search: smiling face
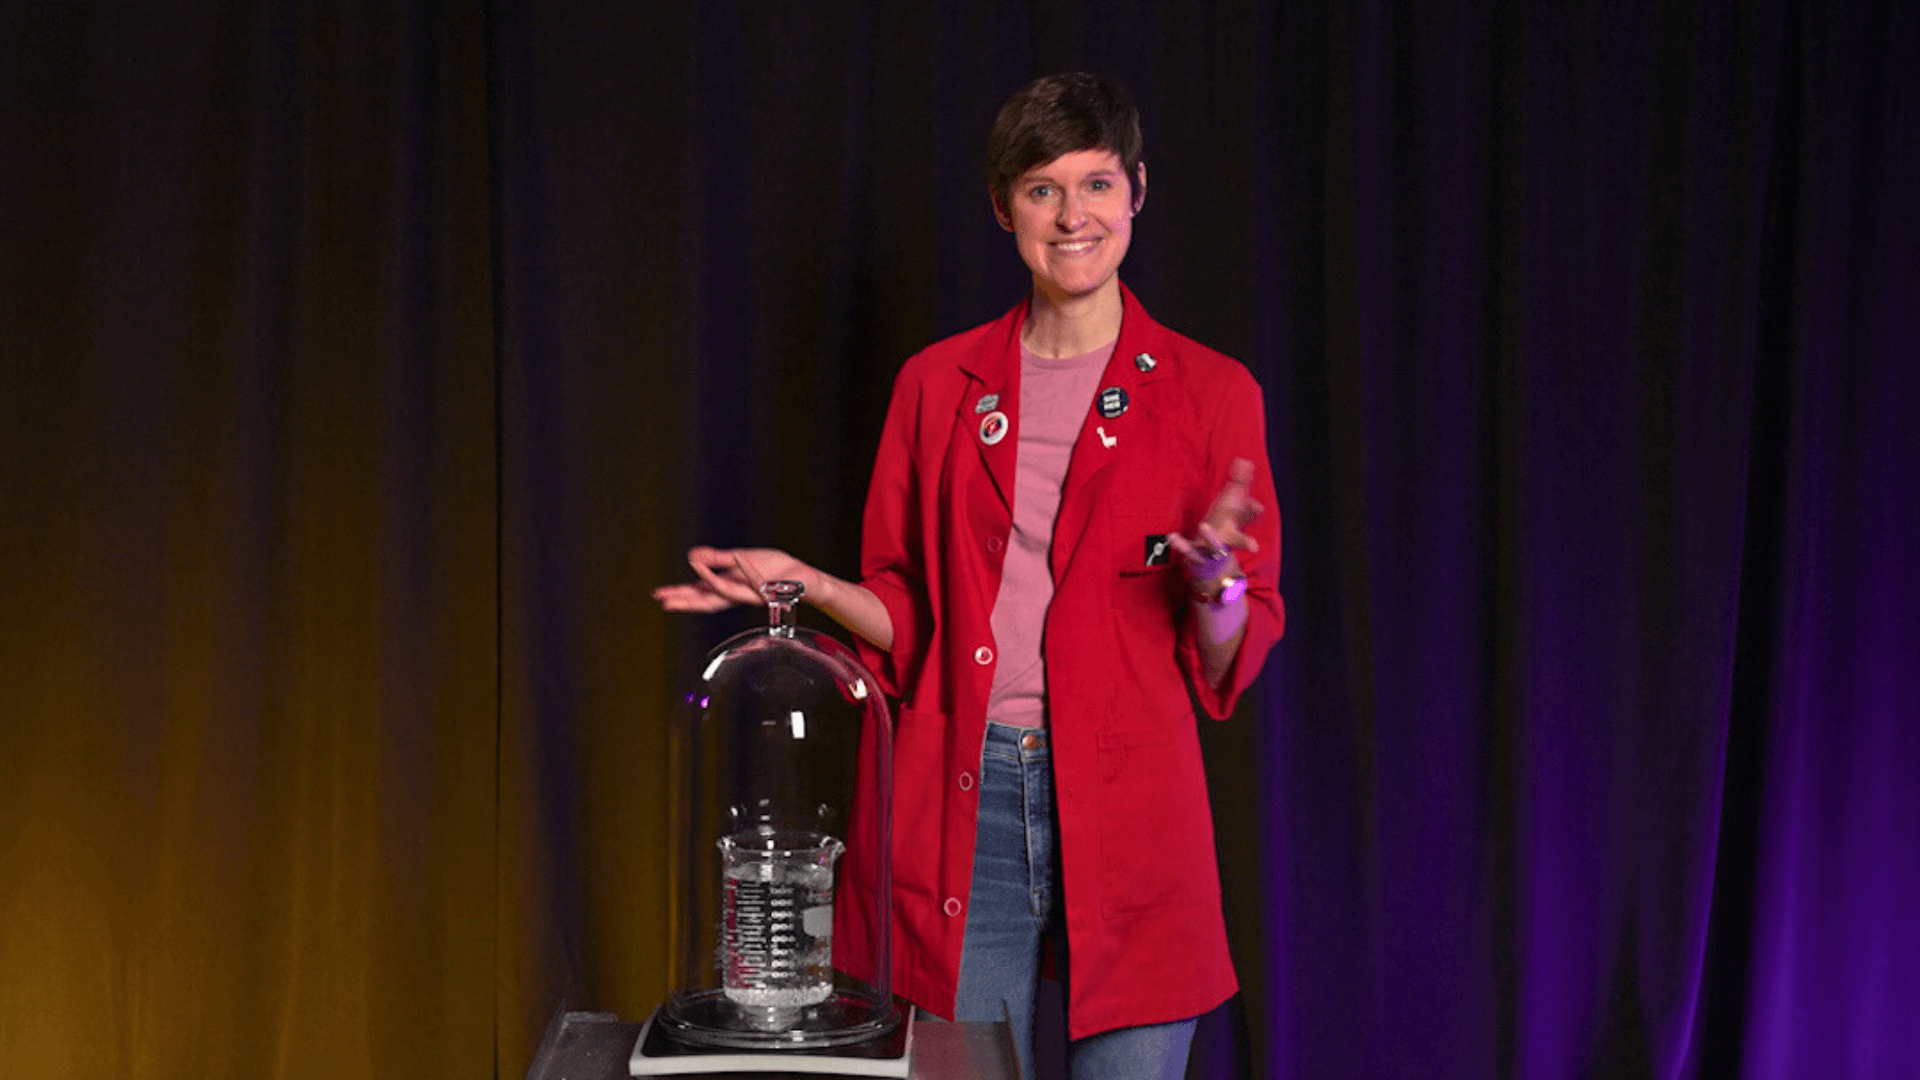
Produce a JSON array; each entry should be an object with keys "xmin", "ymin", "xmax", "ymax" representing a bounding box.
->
[{"xmin": 995, "ymin": 148, "xmax": 1145, "ymax": 306}]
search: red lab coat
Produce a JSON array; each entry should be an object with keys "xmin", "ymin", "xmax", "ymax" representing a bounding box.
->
[{"xmin": 846, "ymin": 284, "xmax": 1284, "ymax": 1039}]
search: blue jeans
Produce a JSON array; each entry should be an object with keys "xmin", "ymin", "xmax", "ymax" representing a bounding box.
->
[{"xmin": 952, "ymin": 722, "xmax": 1197, "ymax": 1080}]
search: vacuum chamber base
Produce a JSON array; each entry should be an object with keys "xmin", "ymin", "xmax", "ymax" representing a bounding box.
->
[{"xmin": 629, "ymin": 1005, "xmax": 912, "ymax": 1077}]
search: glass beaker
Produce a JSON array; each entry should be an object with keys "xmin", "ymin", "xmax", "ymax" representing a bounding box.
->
[{"xmin": 718, "ymin": 827, "xmax": 845, "ymax": 1030}]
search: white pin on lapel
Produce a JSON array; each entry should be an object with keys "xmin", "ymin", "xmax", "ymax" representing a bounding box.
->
[
  {"xmin": 980, "ymin": 411, "xmax": 1009, "ymax": 446},
  {"xmin": 1097, "ymin": 426, "xmax": 1118, "ymax": 448}
]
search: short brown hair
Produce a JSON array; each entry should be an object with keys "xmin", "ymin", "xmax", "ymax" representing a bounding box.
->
[{"xmin": 986, "ymin": 73, "xmax": 1144, "ymax": 215}]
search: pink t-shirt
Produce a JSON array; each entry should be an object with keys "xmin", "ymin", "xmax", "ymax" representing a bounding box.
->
[{"xmin": 984, "ymin": 341, "xmax": 1116, "ymax": 727}]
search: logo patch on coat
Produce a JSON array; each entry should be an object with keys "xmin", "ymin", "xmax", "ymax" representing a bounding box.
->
[{"xmin": 1144, "ymin": 534, "xmax": 1172, "ymax": 566}]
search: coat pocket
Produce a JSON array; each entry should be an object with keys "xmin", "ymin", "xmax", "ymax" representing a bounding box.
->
[
  {"xmin": 1093, "ymin": 727, "xmax": 1220, "ymax": 915},
  {"xmin": 890, "ymin": 706, "xmax": 950, "ymax": 903}
]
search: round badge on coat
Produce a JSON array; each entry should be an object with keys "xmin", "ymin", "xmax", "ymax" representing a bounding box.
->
[
  {"xmin": 1097, "ymin": 386, "xmax": 1129, "ymax": 419},
  {"xmin": 979, "ymin": 410, "xmax": 1009, "ymax": 446}
]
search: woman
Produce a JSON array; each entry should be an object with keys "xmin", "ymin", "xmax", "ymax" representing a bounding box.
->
[{"xmin": 655, "ymin": 72, "xmax": 1284, "ymax": 1080}]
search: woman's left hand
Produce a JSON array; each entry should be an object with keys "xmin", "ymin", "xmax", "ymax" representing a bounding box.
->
[
  {"xmin": 1168, "ymin": 457, "xmax": 1263, "ymax": 687},
  {"xmin": 1166, "ymin": 457, "xmax": 1264, "ymax": 587}
]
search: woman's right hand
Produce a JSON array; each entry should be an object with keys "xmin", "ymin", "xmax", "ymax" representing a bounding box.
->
[
  {"xmin": 652, "ymin": 547, "xmax": 819, "ymax": 613},
  {"xmin": 652, "ymin": 546, "xmax": 897, "ymax": 650}
]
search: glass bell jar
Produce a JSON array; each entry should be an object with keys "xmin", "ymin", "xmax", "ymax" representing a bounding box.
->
[{"xmin": 657, "ymin": 580, "xmax": 897, "ymax": 1051}]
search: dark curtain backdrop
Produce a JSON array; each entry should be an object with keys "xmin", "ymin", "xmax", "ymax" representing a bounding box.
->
[{"xmin": 3, "ymin": 1, "xmax": 1914, "ymax": 1078}]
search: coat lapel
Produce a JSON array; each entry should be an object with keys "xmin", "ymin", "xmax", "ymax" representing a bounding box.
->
[
  {"xmin": 1051, "ymin": 286, "xmax": 1171, "ymax": 582},
  {"xmin": 957, "ymin": 303, "xmax": 1027, "ymax": 515}
]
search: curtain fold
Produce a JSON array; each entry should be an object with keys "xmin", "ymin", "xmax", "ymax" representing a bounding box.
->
[{"xmin": 2, "ymin": 1, "xmax": 499, "ymax": 1075}]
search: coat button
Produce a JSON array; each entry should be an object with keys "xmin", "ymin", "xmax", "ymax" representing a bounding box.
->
[
  {"xmin": 986, "ymin": 535, "xmax": 1004, "ymax": 554},
  {"xmin": 974, "ymin": 646, "xmax": 994, "ymax": 665},
  {"xmin": 943, "ymin": 897, "xmax": 963, "ymax": 917},
  {"xmin": 958, "ymin": 771, "xmax": 975, "ymax": 791}
]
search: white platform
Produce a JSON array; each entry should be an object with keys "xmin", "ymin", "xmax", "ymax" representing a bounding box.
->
[{"xmin": 629, "ymin": 1005, "xmax": 913, "ymax": 1077}]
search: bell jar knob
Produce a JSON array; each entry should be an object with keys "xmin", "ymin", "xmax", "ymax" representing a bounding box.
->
[{"xmin": 762, "ymin": 580, "xmax": 803, "ymax": 637}]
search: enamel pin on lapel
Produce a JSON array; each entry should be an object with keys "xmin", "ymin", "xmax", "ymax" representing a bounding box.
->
[
  {"xmin": 979, "ymin": 410, "xmax": 1009, "ymax": 446},
  {"xmin": 975, "ymin": 393, "xmax": 1000, "ymax": 414},
  {"xmin": 1135, "ymin": 352, "xmax": 1157, "ymax": 372}
]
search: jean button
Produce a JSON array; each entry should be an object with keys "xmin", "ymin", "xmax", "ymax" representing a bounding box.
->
[{"xmin": 1021, "ymin": 732, "xmax": 1045, "ymax": 750}]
